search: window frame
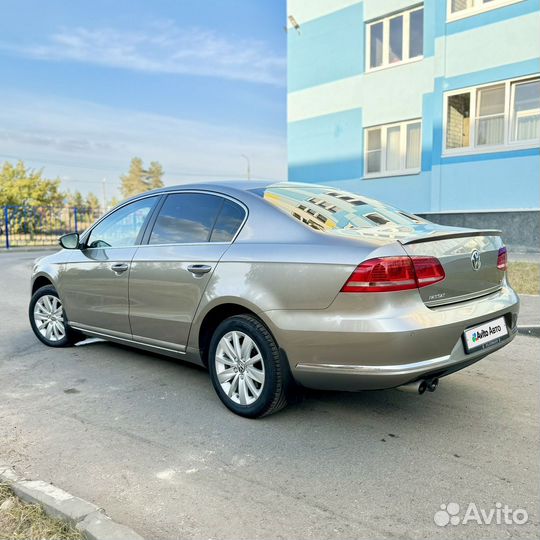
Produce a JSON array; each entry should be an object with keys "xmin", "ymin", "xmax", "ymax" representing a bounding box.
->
[
  {"xmin": 447, "ymin": 0, "xmax": 525, "ymax": 22},
  {"xmin": 510, "ymin": 78, "xmax": 540, "ymax": 144},
  {"xmin": 364, "ymin": 118, "xmax": 423, "ymax": 179},
  {"xmin": 81, "ymin": 194, "xmax": 160, "ymax": 250},
  {"xmin": 140, "ymin": 190, "xmax": 248, "ymax": 247},
  {"xmin": 443, "ymin": 75, "xmax": 540, "ymax": 156},
  {"xmin": 81, "ymin": 191, "xmax": 248, "ymax": 250},
  {"xmin": 365, "ymin": 4, "xmax": 424, "ymax": 73},
  {"xmin": 475, "ymin": 83, "xmax": 506, "ymax": 147}
]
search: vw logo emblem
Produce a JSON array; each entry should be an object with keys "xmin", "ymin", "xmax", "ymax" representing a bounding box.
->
[{"xmin": 471, "ymin": 250, "xmax": 481, "ymax": 271}]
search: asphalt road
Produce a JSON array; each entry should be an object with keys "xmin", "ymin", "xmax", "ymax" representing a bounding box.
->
[{"xmin": 1, "ymin": 250, "xmax": 538, "ymax": 539}]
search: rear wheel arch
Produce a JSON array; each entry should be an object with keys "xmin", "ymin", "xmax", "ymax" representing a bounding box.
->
[{"xmin": 198, "ymin": 303, "xmax": 262, "ymax": 367}]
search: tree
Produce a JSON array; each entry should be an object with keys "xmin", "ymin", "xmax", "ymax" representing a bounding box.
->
[
  {"xmin": 120, "ymin": 157, "xmax": 145, "ymax": 198},
  {"xmin": 85, "ymin": 192, "xmax": 101, "ymax": 210},
  {"xmin": 0, "ymin": 160, "xmax": 64, "ymax": 207},
  {"xmin": 108, "ymin": 196, "xmax": 120, "ymax": 208},
  {"xmin": 120, "ymin": 157, "xmax": 164, "ymax": 198},
  {"xmin": 66, "ymin": 190, "xmax": 85, "ymax": 208},
  {"xmin": 0, "ymin": 161, "xmax": 66, "ymax": 238},
  {"xmin": 148, "ymin": 161, "xmax": 164, "ymax": 190}
]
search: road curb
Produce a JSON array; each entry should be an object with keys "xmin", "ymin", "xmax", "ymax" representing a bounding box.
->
[
  {"xmin": 0, "ymin": 247, "xmax": 58, "ymax": 253},
  {"xmin": 517, "ymin": 325, "xmax": 540, "ymax": 338},
  {"xmin": 0, "ymin": 464, "xmax": 144, "ymax": 540}
]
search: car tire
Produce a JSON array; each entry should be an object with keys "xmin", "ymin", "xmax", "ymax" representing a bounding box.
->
[
  {"xmin": 208, "ymin": 314, "xmax": 293, "ymax": 418},
  {"xmin": 29, "ymin": 285, "xmax": 83, "ymax": 347}
]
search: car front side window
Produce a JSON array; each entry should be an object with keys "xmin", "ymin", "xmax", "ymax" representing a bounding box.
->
[{"xmin": 86, "ymin": 197, "xmax": 157, "ymax": 249}]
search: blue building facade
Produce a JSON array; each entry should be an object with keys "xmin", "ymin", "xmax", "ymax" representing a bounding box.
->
[{"xmin": 287, "ymin": 0, "xmax": 540, "ymax": 248}]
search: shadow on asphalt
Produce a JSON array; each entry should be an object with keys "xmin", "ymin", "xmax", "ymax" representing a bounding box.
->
[{"xmin": 61, "ymin": 334, "xmax": 478, "ymax": 425}]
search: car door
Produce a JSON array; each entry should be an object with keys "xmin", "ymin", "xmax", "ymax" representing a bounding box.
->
[
  {"xmin": 58, "ymin": 196, "xmax": 159, "ymax": 338},
  {"xmin": 128, "ymin": 192, "xmax": 246, "ymax": 352}
]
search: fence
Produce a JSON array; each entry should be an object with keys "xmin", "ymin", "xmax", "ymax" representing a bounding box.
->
[{"xmin": 1, "ymin": 206, "xmax": 103, "ymax": 248}]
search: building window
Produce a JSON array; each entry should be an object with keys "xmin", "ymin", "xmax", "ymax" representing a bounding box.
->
[
  {"xmin": 308, "ymin": 197, "xmax": 337, "ymax": 213},
  {"xmin": 364, "ymin": 120, "xmax": 422, "ymax": 177},
  {"xmin": 446, "ymin": 94, "xmax": 471, "ymax": 149},
  {"xmin": 448, "ymin": 0, "xmax": 525, "ymax": 20},
  {"xmin": 365, "ymin": 213, "xmax": 390, "ymax": 225},
  {"xmin": 326, "ymin": 192, "xmax": 367, "ymax": 205},
  {"xmin": 444, "ymin": 76, "xmax": 540, "ymax": 153},
  {"xmin": 512, "ymin": 79, "xmax": 540, "ymax": 142},
  {"xmin": 476, "ymin": 84, "xmax": 505, "ymax": 146},
  {"xmin": 367, "ymin": 6, "xmax": 423, "ymax": 71}
]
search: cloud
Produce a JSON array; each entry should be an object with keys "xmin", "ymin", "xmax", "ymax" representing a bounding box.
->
[
  {"xmin": 2, "ymin": 22, "xmax": 286, "ymax": 86},
  {"xmin": 0, "ymin": 91, "xmax": 287, "ymax": 194}
]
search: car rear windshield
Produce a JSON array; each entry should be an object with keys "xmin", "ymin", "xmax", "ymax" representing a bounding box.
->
[{"xmin": 250, "ymin": 183, "xmax": 425, "ymax": 232}]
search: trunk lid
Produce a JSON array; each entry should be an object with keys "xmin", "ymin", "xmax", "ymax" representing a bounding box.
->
[
  {"xmin": 326, "ymin": 222, "xmax": 505, "ymax": 307},
  {"xmin": 398, "ymin": 226, "xmax": 504, "ymax": 307}
]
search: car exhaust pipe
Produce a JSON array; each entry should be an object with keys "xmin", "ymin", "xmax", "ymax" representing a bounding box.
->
[
  {"xmin": 396, "ymin": 380, "xmax": 428, "ymax": 394},
  {"xmin": 396, "ymin": 378, "xmax": 439, "ymax": 395},
  {"xmin": 426, "ymin": 377, "xmax": 439, "ymax": 392}
]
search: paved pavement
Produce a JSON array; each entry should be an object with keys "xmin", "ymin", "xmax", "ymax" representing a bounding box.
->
[
  {"xmin": 0, "ymin": 250, "xmax": 538, "ymax": 539},
  {"xmin": 519, "ymin": 294, "xmax": 539, "ymax": 326}
]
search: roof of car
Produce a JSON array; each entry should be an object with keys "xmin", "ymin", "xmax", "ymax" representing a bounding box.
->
[
  {"xmin": 147, "ymin": 179, "xmax": 274, "ymax": 194},
  {"xmin": 121, "ymin": 180, "xmax": 341, "ymax": 208},
  {"xmin": 143, "ymin": 180, "xmax": 333, "ymax": 196}
]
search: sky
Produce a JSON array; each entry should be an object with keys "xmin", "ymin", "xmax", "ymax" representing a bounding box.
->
[{"xmin": 0, "ymin": 0, "xmax": 287, "ymax": 202}]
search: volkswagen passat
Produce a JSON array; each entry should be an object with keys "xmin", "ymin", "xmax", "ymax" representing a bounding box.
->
[{"xmin": 29, "ymin": 182, "xmax": 519, "ymax": 417}]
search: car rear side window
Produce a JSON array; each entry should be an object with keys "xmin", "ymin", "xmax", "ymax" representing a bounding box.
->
[
  {"xmin": 210, "ymin": 199, "xmax": 246, "ymax": 242},
  {"xmin": 149, "ymin": 193, "xmax": 224, "ymax": 245}
]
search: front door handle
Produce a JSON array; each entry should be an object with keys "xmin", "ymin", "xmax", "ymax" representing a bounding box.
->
[
  {"xmin": 187, "ymin": 264, "xmax": 213, "ymax": 276},
  {"xmin": 111, "ymin": 263, "xmax": 129, "ymax": 274}
]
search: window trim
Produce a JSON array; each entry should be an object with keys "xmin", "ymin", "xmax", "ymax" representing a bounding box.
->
[
  {"xmin": 81, "ymin": 190, "xmax": 248, "ymax": 249},
  {"xmin": 82, "ymin": 194, "xmax": 161, "ymax": 250},
  {"xmin": 143, "ymin": 190, "xmax": 248, "ymax": 247},
  {"xmin": 510, "ymin": 78, "xmax": 540, "ymax": 144},
  {"xmin": 443, "ymin": 75, "xmax": 540, "ymax": 157},
  {"xmin": 365, "ymin": 4, "xmax": 424, "ymax": 73},
  {"xmin": 475, "ymin": 83, "xmax": 506, "ymax": 147},
  {"xmin": 447, "ymin": 0, "xmax": 526, "ymax": 23},
  {"xmin": 145, "ymin": 192, "xmax": 225, "ymax": 246},
  {"xmin": 363, "ymin": 118, "xmax": 423, "ymax": 179}
]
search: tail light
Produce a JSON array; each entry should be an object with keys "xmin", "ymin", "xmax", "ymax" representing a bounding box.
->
[
  {"xmin": 341, "ymin": 256, "xmax": 445, "ymax": 293},
  {"xmin": 413, "ymin": 257, "xmax": 447, "ymax": 287},
  {"xmin": 497, "ymin": 247, "xmax": 508, "ymax": 271}
]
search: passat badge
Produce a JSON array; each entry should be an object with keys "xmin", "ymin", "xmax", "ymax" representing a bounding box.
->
[{"xmin": 471, "ymin": 250, "xmax": 481, "ymax": 271}]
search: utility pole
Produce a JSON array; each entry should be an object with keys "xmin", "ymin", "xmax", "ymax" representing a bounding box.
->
[
  {"xmin": 101, "ymin": 178, "xmax": 107, "ymax": 212},
  {"xmin": 241, "ymin": 154, "xmax": 251, "ymax": 181}
]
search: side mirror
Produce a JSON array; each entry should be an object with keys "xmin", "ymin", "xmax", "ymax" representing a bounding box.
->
[{"xmin": 59, "ymin": 232, "xmax": 80, "ymax": 250}]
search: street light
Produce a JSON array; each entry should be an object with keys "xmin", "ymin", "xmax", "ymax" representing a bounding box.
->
[
  {"xmin": 101, "ymin": 177, "xmax": 107, "ymax": 212},
  {"xmin": 241, "ymin": 154, "xmax": 251, "ymax": 181}
]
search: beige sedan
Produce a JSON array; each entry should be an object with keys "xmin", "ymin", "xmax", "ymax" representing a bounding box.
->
[{"xmin": 29, "ymin": 182, "xmax": 519, "ymax": 417}]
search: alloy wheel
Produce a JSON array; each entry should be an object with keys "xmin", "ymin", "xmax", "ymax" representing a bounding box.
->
[
  {"xmin": 33, "ymin": 294, "xmax": 66, "ymax": 343},
  {"xmin": 215, "ymin": 330, "xmax": 265, "ymax": 405}
]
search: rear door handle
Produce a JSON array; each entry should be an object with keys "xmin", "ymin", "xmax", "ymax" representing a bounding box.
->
[
  {"xmin": 187, "ymin": 264, "xmax": 213, "ymax": 276},
  {"xmin": 111, "ymin": 263, "xmax": 129, "ymax": 274}
]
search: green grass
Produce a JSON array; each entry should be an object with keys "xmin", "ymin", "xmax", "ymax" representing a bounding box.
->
[
  {"xmin": 508, "ymin": 262, "xmax": 540, "ymax": 295},
  {"xmin": 0, "ymin": 484, "xmax": 83, "ymax": 540}
]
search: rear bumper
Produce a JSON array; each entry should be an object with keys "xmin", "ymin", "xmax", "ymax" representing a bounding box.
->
[
  {"xmin": 292, "ymin": 334, "xmax": 515, "ymax": 390},
  {"xmin": 263, "ymin": 284, "xmax": 519, "ymax": 391}
]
